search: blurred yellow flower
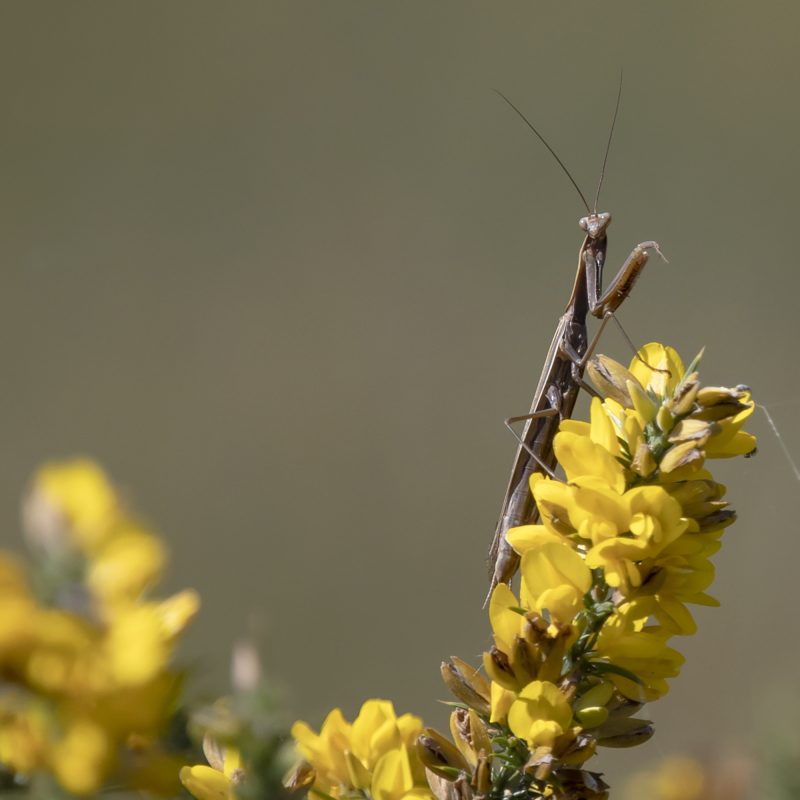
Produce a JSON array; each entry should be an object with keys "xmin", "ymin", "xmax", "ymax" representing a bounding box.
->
[
  {"xmin": 181, "ymin": 735, "xmax": 244, "ymax": 800},
  {"xmin": 32, "ymin": 459, "xmax": 120, "ymax": 554},
  {"xmin": 0, "ymin": 458, "xmax": 197, "ymax": 796}
]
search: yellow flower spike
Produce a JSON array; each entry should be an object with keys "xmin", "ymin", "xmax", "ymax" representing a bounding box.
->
[
  {"xmin": 507, "ymin": 681, "xmax": 572, "ymax": 748},
  {"xmin": 553, "ymin": 432, "xmax": 626, "ymax": 492},
  {"xmin": 629, "ymin": 344, "xmax": 684, "ymax": 397}
]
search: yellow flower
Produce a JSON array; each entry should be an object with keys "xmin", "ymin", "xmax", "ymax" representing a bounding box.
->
[
  {"xmin": 585, "ymin": 486, "xmax": 690, "ymax": 593},
  {"xmin": 50, "ymin": 717, "xmax": 112, "ymax": 797},
  {"xmin": 0, "ymin": 698, "xmax": 50, "ymax": 775},
  {"xmin": 594, "ymin": 599, "xmax": 685, "ymax": 702},
  {"xmin": 489, "ymin": 681, "xmax": 516, "ymax": 724},
  {"xmin": 291, "ymin": 699, "xmax": 431, "ymax": 800},
  {"xmin": 0, "ymin": 458, "xmax": 199, "ymax": 796},
  {"xmin": 628, "ymin": 343, "xmax": 685, "ymax": 398},
  {"xmin": 33, "ymin": 459, "xmax": 120, "ymax": 554},
  {"xmin": 553, "ymin": 424, "xmax": 626, "ymax": 492},
  {"xmin": 517, "ymin": 534, "xmax": 591, "ymax": 626},
  {"xmin": 0, "ymin": 555, "xmax": 38, "ymax": 652},
  {"xmin": 180, "ymin": 735, "xmax": 244, "ymax": 800},
  {"xmin": 507, "ymin": 681, "xmax": 572, "ymax": 748},
  {"xmin": 86, "ymin": 527, "xmax": 167, "ymax": 612}
]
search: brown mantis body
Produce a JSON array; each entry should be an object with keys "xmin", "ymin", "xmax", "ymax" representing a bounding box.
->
[{"xmin": 486, "ymin": 90, "xmax": 663, "ymax": 600}]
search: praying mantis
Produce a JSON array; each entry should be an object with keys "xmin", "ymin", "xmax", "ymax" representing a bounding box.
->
[{"xmin": 486, "ymin": 89, "xmax": 664, "ymax": 602}]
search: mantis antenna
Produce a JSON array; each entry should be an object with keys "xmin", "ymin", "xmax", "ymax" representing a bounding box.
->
[
  {"xmin": 492, "ymin": 88, "xmax": 591, "ymax": 215},
  {"xmin": 593, "ymin": 71, "xmax": 624, "ymax": 213}
]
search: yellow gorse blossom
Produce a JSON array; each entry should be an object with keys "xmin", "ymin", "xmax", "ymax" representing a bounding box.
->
[
  {"xmin": 291, "ymin": 699, "xmax": 433, "ymax": 800},
  {"xmin": 497, "ymin": 344, "xmax": 755, "ymax": 701},
  {"xmin": 0, "ymin": 459, "xmax": 199, "ymax": 796},
  {"xmin": 507, "ymin": 680, "xmax": 573, "ymax": 749},
  {"xmin": 285, "ymin": 342, "xmax": 755, "ymax": 800}
]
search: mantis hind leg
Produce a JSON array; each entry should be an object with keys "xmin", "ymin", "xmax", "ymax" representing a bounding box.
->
[{"xmin": 502, "ymin": 386, "xmax": 565, "ymax": 479}]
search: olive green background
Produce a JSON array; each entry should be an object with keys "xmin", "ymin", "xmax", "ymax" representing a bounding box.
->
[{"xmin": 0, "ymin": 2, "xmax": 798, "ymax": 793}]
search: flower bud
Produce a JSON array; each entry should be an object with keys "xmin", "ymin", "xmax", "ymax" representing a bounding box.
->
[
  {"xmin": 668, "ymin": 419, "xmax": 719, "ymax": 446},
  {"xmin": 656, "ymin": 405, "xmax": 674, "ymax": 434},
  {"xmin": 595, "ymin": 716, "xmax": 654, "ymax": 748},
  {"xmin": 417, "ymin": 729, "xmax": 470, "ymax": 778},
  {"xmin": 628, "ymin": 381, "xmax": 658, "ymax": 424},
  {"xmin": 574, "ymin": 706, "xmax": 609, "ymax": 729},
  {"xmin": 425, "ymin": 770, "xmax": 473, "ymax": 800},
  {"xmin": 283, "ymin": 760, "xmax": 314, "ymax": 792},
  {"xmin": 659, "ymin": 441, "xmax": 703, "ymax": 474},
  {"xmin": 440, "ymin": 657, "xmax": 491, "ymax": 716},
  {"xmin": 556, "ymin": 769, "xmax": 609, "ymax": 799},
  {"xmin": 449, "ymin": 708, "xmax": 491, "ymax": 767},
  {"xmin": 631, "ymin": 442, "xmax": 656, "ymax": 477},
  {"xmin": 696, "ymin": 508, "xmax": 737, "ymax": 532},
  {"xmin": 587, "ymin": 355, "xmax": 637, "ymax": 408},
  {"xmin": 482, "ymin": 646, "xmax": 517, "ymax": 691},
  {"xmin": 666, "ymin": 374, "xmax": 700, "ymax": 416}
]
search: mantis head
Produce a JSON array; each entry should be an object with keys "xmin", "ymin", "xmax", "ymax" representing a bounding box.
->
[{"xmin": 579, "ymin": 212, "xmax": 612, "ymax": 240}]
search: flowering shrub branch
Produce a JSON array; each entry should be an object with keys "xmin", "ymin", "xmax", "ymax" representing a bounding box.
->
[{"xmin": 283, "ymin": 344, "xmax": 756, "ymax": 800}]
